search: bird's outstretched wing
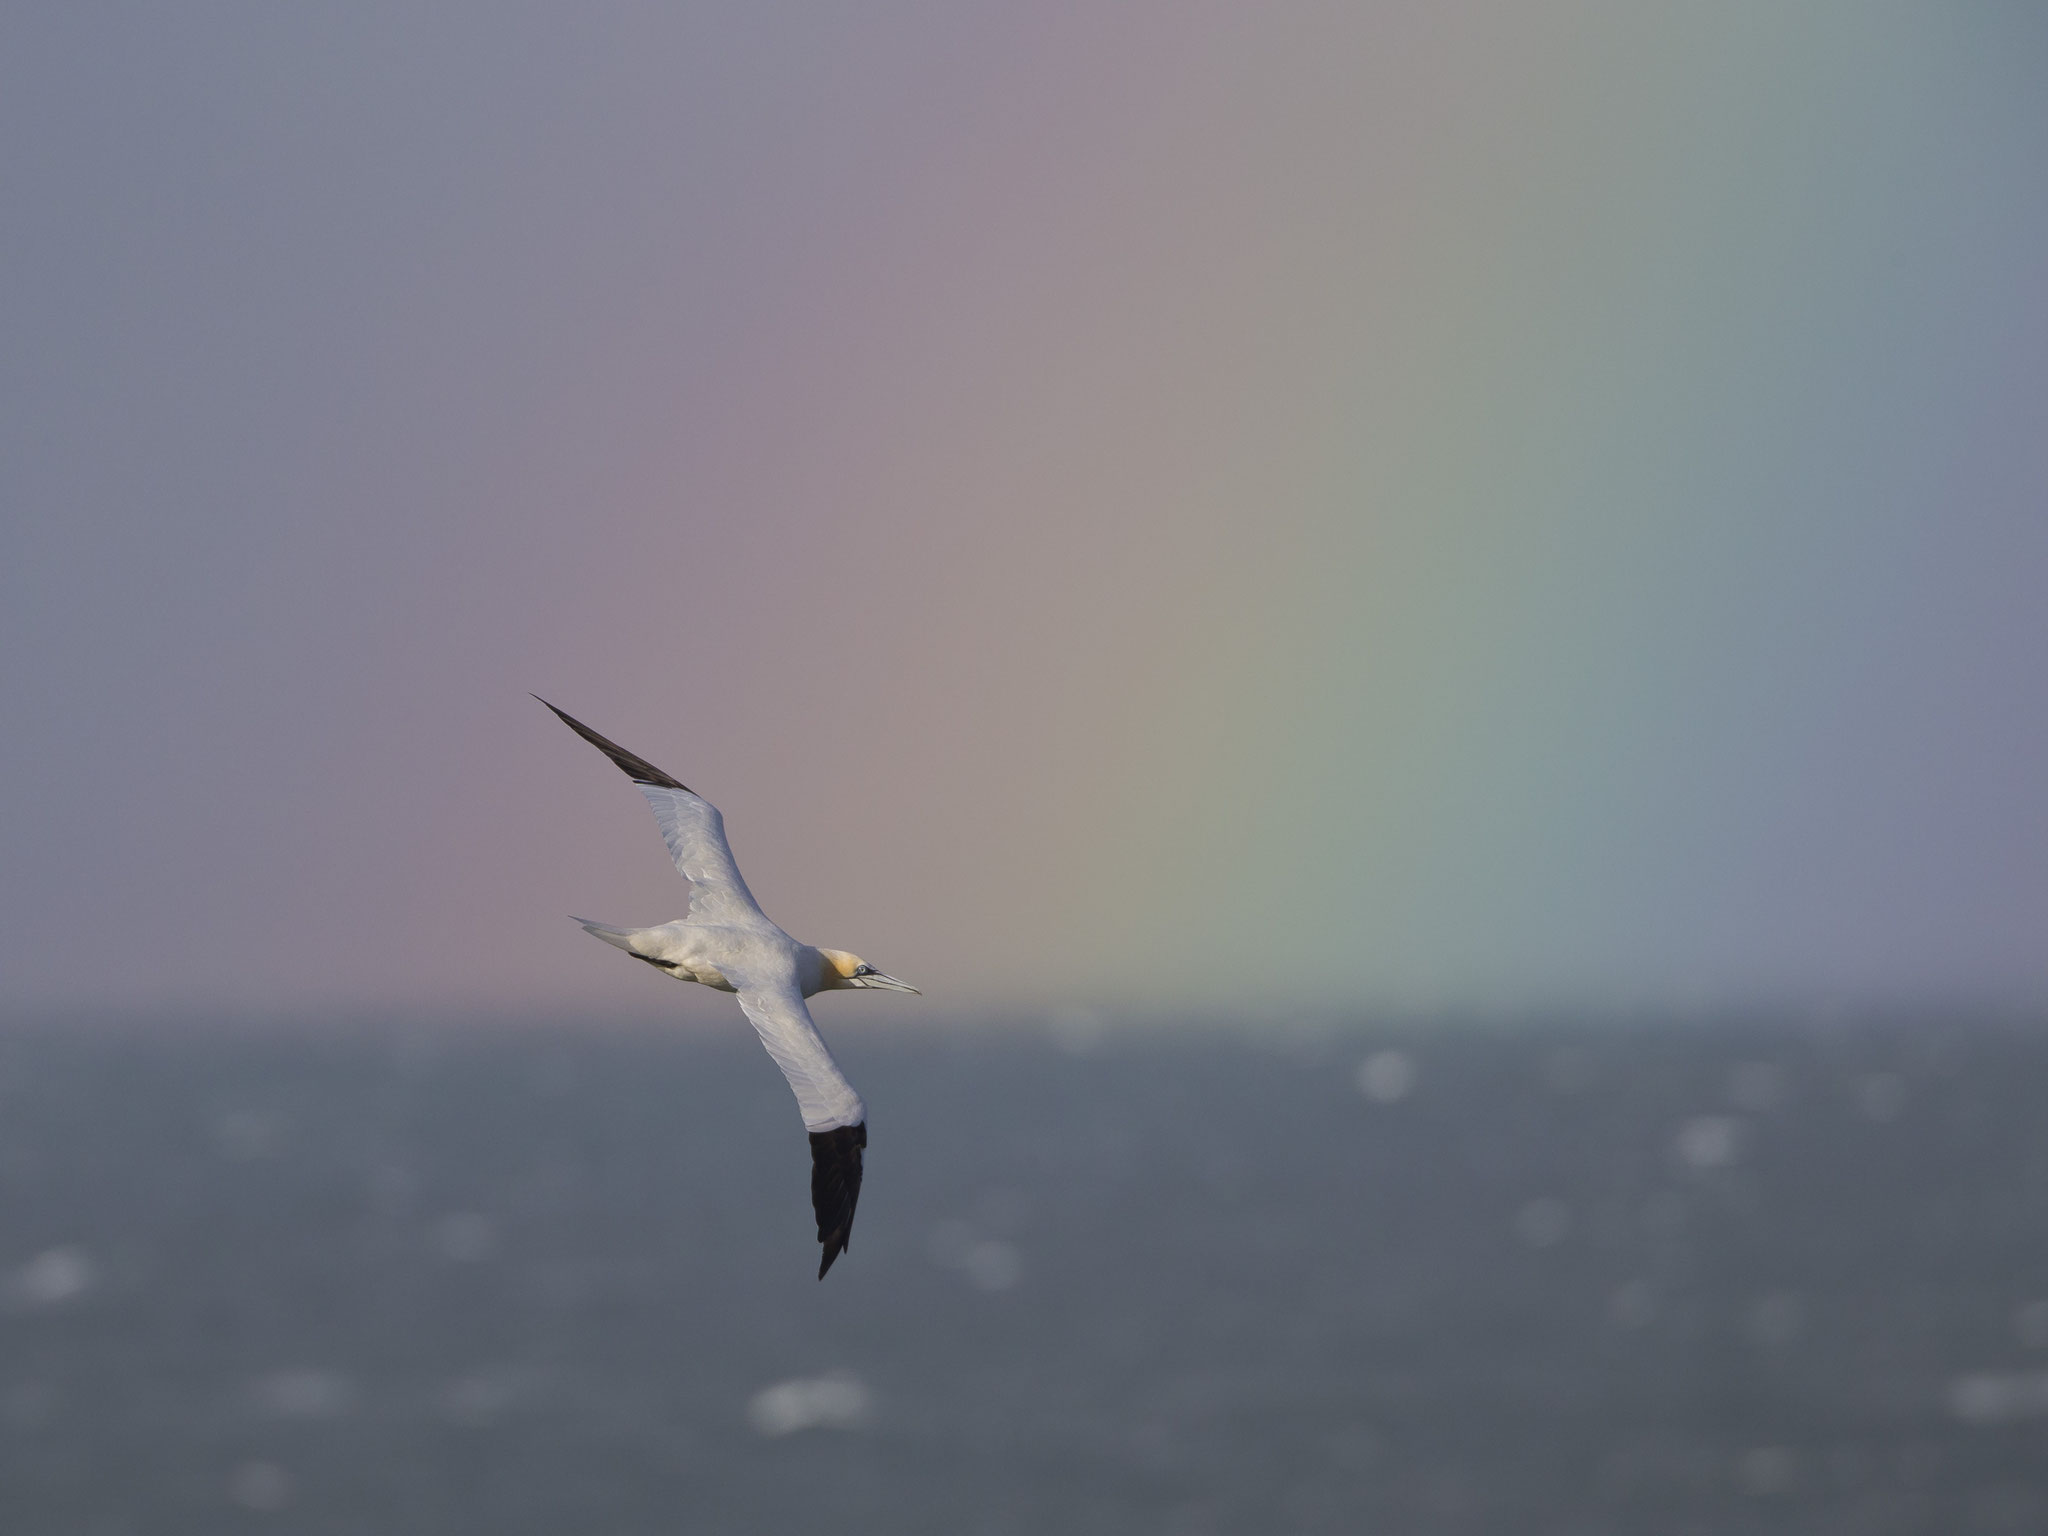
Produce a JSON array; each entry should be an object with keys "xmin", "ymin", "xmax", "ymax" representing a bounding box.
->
[
  {"xmin": 726, "ymin": 969, "xmax": 868, "ymax": 1278},
  {"xmin": 536, "ymin": 699, "xmax": 770, "ymax": 927}
]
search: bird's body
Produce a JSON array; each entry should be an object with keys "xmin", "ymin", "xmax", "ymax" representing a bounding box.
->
[
  {"xmin": 583, "ymin": 918, "xmax": 833, "ymax": 997},
  {"xmin": 538, "ymin": 699, "xmax": 917, "ymax": 1276}
]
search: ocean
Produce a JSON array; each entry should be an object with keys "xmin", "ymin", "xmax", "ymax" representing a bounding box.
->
[{"xmin": 3, "ymin": 1012, "xmax": 2045, "ymax": 1534}]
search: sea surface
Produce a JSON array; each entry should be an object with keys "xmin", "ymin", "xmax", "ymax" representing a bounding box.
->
[{"xmin": 3, "ymin": 1012, "xmax": 2047, "ymax": 1535}]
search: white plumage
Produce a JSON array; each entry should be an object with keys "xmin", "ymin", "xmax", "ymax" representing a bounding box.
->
[{"xmin": 538, "ymin": 699, "xmax": 917, "ymax": 1277}]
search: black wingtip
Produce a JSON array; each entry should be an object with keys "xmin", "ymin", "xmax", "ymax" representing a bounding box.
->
[
  {"xmin": 810, "ymin": 1123, "xmax": 867, "ymax": 1280},
  {"xmin": 533, "ymin": 696, "xmax": 694, "ymax": 793}
]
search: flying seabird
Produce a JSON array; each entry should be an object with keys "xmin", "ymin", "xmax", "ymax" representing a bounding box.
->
[{"xmin": 537, "ymin": 699, "xmax": 918, "ymax": 1278}]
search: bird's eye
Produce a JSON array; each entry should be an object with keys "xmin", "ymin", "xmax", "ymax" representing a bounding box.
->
[{"xmin": 855, "ymin": 965, "xmax": 873, "ymax": 976}]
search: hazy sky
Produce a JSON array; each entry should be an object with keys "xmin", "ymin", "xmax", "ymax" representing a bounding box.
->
[{"xmin": 4, "ymin": 5, "xmax": 2045, "ymax": 1021}]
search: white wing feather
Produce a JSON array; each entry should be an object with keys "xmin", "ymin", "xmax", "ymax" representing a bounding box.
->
[
  {"xmin": 636, "ymin": 783, "xmax": 771, "ymax": 927},
  {"xmin": 534, "ymin": 700, "xmax": 771, "ymax": 928},
  {"xmin": 728, "ymin": 970, "xmax": 866, "ymax": 1132}
]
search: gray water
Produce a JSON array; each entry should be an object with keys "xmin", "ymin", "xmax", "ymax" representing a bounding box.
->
[{"xmin": 3, "ymin": 1014, "xmax": 2047, "ymax": 1534}]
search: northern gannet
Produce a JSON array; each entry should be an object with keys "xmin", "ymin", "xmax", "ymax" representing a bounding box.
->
[{"xmin": 537, "ymin": 699, "xmax": 918, "ymax": 1278}]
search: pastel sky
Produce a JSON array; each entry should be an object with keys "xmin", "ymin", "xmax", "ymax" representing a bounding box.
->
[{"xmin": 4, "ymin": 4, "xmax": 2045, "ymax": 1020}]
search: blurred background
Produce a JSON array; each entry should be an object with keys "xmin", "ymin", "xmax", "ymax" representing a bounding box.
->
[{"xmin": 3, "ymin": 4, "xmax": 2046, "ymax": 1531}]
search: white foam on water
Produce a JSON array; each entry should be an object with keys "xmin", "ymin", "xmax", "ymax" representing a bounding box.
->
[
  {"xmin": 1673, "ymin": 1116, "xmax": 1742, "ymax": 1170},
  {"xmin": 1743, "ymin": 1293, "xmax": 1805, "ymax": 1348},
  {"xmin": 1947, "ymin": 1370, "xmax": 2048, "ymax": 1425},
  {"xmin": 1608, "ymin": 1280, "xmax": 1657, "ymax": 1330},
  {"xmin": 1736, "ymin": 1446, "xmax": 1796, "ymax": 1496},
  {"xmin": 249, "ymin": 1369, "xmax": 354, "ymax": 1420},
  {"xmin": 963, "ymin": 1240, "xmax": 1022, "ymax": 1292},
  {"xmin": 435, "ymin": 1212, "xmax": 498, "ymax": 1263},
  {"xmin": 1355, "ymin": 1050, "xmax": 1417, "ymax": 1105},
  {"xmin": 1513, "ymin": 1197, "xmax": 1571, "ymax": 1249},
  {"xmin": 227, "ymin": 1460, "xmax": 294, "ymax": 1512},
  {"xmin": 747, "ymin": 1372, "xmax": 871, "ymax": 1437},
  {"xmin": 5, "ymin": 1247, "xmax": 97, "ymax": 1310}
]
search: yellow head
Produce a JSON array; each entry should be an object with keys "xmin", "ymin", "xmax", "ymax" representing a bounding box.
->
[{"xmin": 816, "ymin": 948, "xmax": 921, "ymax": 993}]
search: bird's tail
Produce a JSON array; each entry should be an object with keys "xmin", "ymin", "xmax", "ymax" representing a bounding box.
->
[{"xmin": 572, "ymin": 917, "xmax": 641, "ymax": 953}]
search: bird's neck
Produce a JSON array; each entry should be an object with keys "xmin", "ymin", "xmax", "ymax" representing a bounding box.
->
[{"xmin": 797, "ymin": 946, "xmax": 841, "ymax": 997}]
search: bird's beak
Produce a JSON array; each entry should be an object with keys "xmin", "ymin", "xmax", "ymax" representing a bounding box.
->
[{"xmin": 856, "ymin": 971, "xmax": 920, "ymax": 994}]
